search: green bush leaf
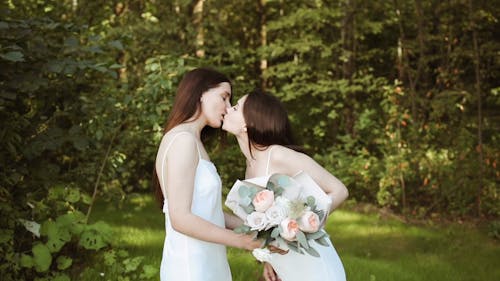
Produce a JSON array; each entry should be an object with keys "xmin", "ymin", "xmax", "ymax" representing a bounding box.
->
[
  {"xmin": 20, "ymin": 254, "xmax": 34, "ymax": 268},
  {"xmin": 64, "ymin": 188, "xmax": 80, "ymax": 203},
  {"xmin": 140, "ymin": 264, "xmax": 159, "ymax": 279},
  {"xmin": 0, "ymin": 51, "xmax": 24, "ymax": 62},
  {"xmin": 52, "ymin": 273, "xmax": 71, "ymax": 281},
  {"xmin": 123, "ymin": 256, "xmax": 144, "ymax": 273},
  {"xmin": 32, "ymin": 243, "xmax": 52, "ymax": 272},
  {"xmin": 56, "ymin": 256, "xmax": 72, "ymax": 270},
  {"xmin": 79, "ymin": 229, "xmax": 107, "ymax": 250}
]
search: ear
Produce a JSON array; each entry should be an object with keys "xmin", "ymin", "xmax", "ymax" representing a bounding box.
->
[{"xmin": 242, "ymin": 125, "xmax": 247, "ymax": 132}]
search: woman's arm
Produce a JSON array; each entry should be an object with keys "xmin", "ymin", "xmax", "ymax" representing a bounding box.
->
[
  {"xmin": 164, "ymin": 134, "xmax": 261, "ymax": 250},
  {"xmin": 224, "ymin": 212, "xmax": 244, "ymax": 230},
  {"xmin": 272, "ymin": 146, "xmax": 349, "ymax": 213}
]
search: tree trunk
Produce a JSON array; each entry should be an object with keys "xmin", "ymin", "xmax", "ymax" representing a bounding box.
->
[
  {"xmin": 394, "ymin": 0, "xmax": 405, "ymax": 81},
  {"xmin": 258, "ymin": 0, "xmax": 267, "ymax": 90},
  {"xmin": 341, "ymin": 0, "xmax": 355, "ymax": 80},
  {"xmin": 193, "ymin": 0, "xmax": 205, "ymax": 58},
  {"xmin": 469, "ymin": 0, "xmax": 483, "ymax": 217},
  {"xmin": 411, "ymin": 0, "xmax": 425, "ymax": 121}
]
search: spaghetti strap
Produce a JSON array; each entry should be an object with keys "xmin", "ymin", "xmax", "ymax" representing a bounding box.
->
[
  {"xmin": 159, "ymin": 132, "xmax": 201, "ymax": 192},
  {"xmin": 265, "ymin": 146, "xmax": 276, "ymax": 176}
]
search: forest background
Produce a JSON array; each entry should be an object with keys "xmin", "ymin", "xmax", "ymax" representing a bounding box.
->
[{"xmin": 1, "ymin": 0, "xmax": 498, "ymax": 280}]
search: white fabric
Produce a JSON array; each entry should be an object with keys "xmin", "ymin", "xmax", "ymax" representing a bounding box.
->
[
  {"xmin": 226, "ymin": 147, "xmax": 346, "ymax": 281},
  {"xmin": 157, "ymin": 132, "xmax": 231, "ymax": 281}
]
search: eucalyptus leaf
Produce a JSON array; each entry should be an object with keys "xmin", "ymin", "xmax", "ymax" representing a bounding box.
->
[
  {"xmin": 271, "ymin": 227, "xmax": 281, "ymax": 238},
  {"xmin": 296, "ymin": 231, "xmax": 309, "ymax": 249},
  {"xmin": 303, "ymin": 245, "xmax": 320, "ymax": 257},
  {"xmin": 316, "ymin": 236, "xmax": 330, "ymax": 247}
]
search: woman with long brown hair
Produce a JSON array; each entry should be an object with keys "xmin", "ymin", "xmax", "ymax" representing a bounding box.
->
[
  {"xmin": 222, "ymin": 89, "xmax": 348, "ymax": 281},
  {"xmin": 154, "ymin": 68, "xmax": 261, "ymax": 281}
]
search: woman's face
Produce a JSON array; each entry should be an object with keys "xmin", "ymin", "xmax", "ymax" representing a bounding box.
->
[
  {"xmin": 222, "ymin": 95, "xmax": 247, "ymax": 135},
  {"xmin": 200, "ymin": 82, "xmax": 232, "ymax": 128}
]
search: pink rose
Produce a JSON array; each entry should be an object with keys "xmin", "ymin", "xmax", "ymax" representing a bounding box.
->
[
  {"xmin": 298, "ymin": 211, "xmax": 320, "ymax": 233},
  {"xmin": 252, "ymin": 190, "xmax": 274, "ymax": 212},
  {"xmin": 279, "ymin": 218, "xmax": 299, "ymax": 241}
]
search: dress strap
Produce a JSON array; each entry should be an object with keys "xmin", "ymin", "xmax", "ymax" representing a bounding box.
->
[
  {"xmin": 265, "ymin": 146, "xmax": 276, "ymax": 176},
  {"xmin": 160, "ymin": 132, "xmax": 200, "ymax": 192}
]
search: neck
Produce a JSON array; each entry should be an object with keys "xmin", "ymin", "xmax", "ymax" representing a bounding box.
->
[
  {"xmin": 236, "ymin": 135, "xmax": 269, "ymax": 167},
  {"xmin": 178, "ymin": 116, "xmax": 207, "ymax": 140}
]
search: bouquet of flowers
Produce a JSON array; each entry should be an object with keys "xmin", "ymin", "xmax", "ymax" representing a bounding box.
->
[{"xmin": 225, "ymin": 172, "xmax": 333, "ymax": 261}]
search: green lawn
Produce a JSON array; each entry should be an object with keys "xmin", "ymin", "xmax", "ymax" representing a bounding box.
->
[{"xmin": 84, "ymin": 194, "xmax": 500, "ymax": 281}]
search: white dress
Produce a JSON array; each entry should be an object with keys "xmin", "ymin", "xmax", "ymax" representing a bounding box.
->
[
  {"xmin": 247, "ymin": 147, "xmax": 346, "ymax": 281},
  {"xmin": 156, "ymin": 132, "xmax": 232, "ymax": 281}
]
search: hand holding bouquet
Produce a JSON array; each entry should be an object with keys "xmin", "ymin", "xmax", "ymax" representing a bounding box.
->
[{"xmin": 225, "ymin": 172, "xmax": 332, "ymax": 261}]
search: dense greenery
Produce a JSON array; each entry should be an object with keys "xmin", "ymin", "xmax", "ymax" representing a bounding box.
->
[{"xmin": 1, "ymin": 0, "xmax": 498, "ymax": 280}]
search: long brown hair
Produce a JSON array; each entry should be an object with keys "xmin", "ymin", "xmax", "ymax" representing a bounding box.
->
[
  {"xmin": 243, "ymin": 89, "xmax": 303, "ymax": 157},
  {"xmin": 153, "ymin": 68, "xmax": 232, "ymax": 206}
]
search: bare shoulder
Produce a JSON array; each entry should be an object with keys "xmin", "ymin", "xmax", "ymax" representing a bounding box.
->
[
  {"xmin": 270, "ymin": 145, "xmax": 311, "ymax": 173},
  {"xmin": 164, "ymin": 131, "xmax": 198, "ymax": 162},
  {"xmin": 271, "ymin": 145, "xmax": 308, "ymax": 160}
]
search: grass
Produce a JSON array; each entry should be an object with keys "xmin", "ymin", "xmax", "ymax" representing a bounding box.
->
[{"xmin": 83, "ymin": 194, "xmax": 500, "ymax": 281}]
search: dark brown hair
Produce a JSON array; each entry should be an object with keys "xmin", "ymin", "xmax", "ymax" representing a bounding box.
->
[
  {"xmin": 243, "ymin": 89, "xmax": 303, "ymax": 157},
  {"xmin": 153, "ymin": 68, "xmax": 232, "ymax": 206}
]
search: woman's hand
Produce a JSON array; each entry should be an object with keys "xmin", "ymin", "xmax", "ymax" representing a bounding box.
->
[
  {"xmin": 263, "ymin": 262, "xmax": 281, "ymax": 281},
  {"xmin": 239, "ymin": 233, "xmax": 263, "ymax": 251}
]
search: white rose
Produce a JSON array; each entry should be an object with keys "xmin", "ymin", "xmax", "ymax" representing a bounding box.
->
[
  {"xmin": 265, "ymin": 204, "xmax": 288, "ymax": 228},
  {"xmin": 246, "ymin": 211, "xmax": 268, "ymax": 231},
  {"xmin": 252, "ymin": 248, "xmax": 272, "ymax": 263}
]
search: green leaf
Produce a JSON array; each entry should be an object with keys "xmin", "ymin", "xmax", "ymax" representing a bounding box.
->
[
  {"xmin": 32, "ymin": 243, "xmax": 52, "ymax": 272},
  {"xmin": 108, "ymin": 40, "xmax": 124, "ymax": 51},
  {"xmin": 20, "ymin": 254, "xmax": 34, "ymax": 268},
  {"xmin": 64, "ymin": 188, "xmax": 80, "ymax": 203},
  {"xmin": 109, "ymin": 63, "xmax": 124, "ymax": 69},
  {"xmin": 238, "ymin": 185, "xmax": 250, "ymax": 197},
  {"xmin": 140, "ymin": 264, "xmax": 159, "ymax": 279},
  {"xmin": 56, "ymin": 256, "xmax": 72, "ymax": 270},
  {"xmin": 270, "ymin": 227, "xmax": 281, "ymax": 238},
  {"xmin": 123, "ymin": 256, "xmax": 144, "ymax": 273},
  {"xmin": 306, "ymin": 230, "xmax": 326, "ymax": 240},
  {"xmin": 316, "ymin": 236, "xmax": 330, "ymax": 247},
  {"xmin": 234, "ymin": 224, "xmax": 251, "ymax": 234},
  {"xmin": 51, "ymin": 273, "xmax": 71, "ymax": 281},
  {"xmin": 103, "ymin": 250, "xmax": 117, "ymax": 266},
  {"xmin": 296, "ymin": 231, "xmax": 309, "ymax": 249},
  {"xmin": 79, "ymin": 229, "xmax": 107, "ymax": 250},
  {"xmin": 239, "ymin": 196, "xmax": 252, "ymax": 207},
  {"xmin": 0, "ymin": 51, "xmax": 24, "ymax": 62},
  {"xmin": 303, "ymin": 245, "xmax": 320, "ymax": 257}
]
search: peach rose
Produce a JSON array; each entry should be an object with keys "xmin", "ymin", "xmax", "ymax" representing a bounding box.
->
[
  {"xmin": 298, "ymin": 211, "xmax": 320, "ymax": 233},
  {"xmin": 252, "ymin": 190, "xmax": 274, "ymax": 212},
  {"xmin": 279, "ymin": 218, "xmax": 299, "ymax": 241}
]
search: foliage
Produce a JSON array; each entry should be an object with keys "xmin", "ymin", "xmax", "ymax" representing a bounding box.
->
[{"xmin": 1, "ymin": 0, "xmax": 499, "ymax": 278}]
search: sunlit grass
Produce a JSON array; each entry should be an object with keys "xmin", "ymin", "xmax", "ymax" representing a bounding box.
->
[{"xmin": 83, "ymin": 195, "xmax": 500, "ymax": 281}]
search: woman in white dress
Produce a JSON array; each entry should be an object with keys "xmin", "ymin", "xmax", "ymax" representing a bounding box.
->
[
  {"xmin": 153, "ymin": 68, "xmax": 262, "ymax": 281},
  {"xmin": 222, "ymin": 89, "xmax": 349, "ymax": 281}
]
